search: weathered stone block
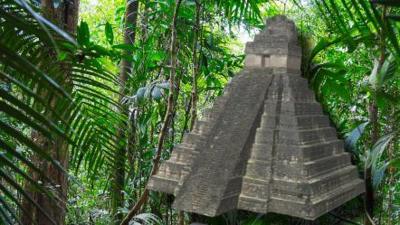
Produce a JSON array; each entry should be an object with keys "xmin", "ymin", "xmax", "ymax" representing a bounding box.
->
[
  {"xmin": 245, "ymin": 54, "xmax": 263, "ymax": 67},
  {"xmin": 270, "ymin": 55, "xmax": 287, "ymax": 67}
]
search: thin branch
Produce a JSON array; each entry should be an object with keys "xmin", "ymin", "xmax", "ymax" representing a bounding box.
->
[
  {"xmin": 119, "ymin": 1, "xmax": 182, "ymax": 224},
  {"xmin": 189, "ymin": 0, "xmax": 202, "ymax": 131}
]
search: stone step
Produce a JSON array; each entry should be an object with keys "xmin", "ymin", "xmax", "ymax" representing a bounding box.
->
[
  {"xmin": 308, "ymin": 165, "xmax": 360, "ymax": 196},
  {"xmin": 303, "ymin": 153, "xmax": 352, "ymax": 178},
  {"xmin": 263, "ymin": 102, "xmax": 323, "ymax": 116},
  {"xmin": 246, "ymin": 68, "xmax": 273, "ymax": 75},
  {"xmin": 246, "ymin": 40, "xmax": 300, "ymax": 55},
  {"xmin": 181, "ymin": 133, "xmax": 205, "ymax": 148},
  {"xmin": 243, "ymin": 160, "xmax": 271, "ymax": 179},
  {"xmin": 239, "ymin": 177, "xmax": 269, "ymax": 200},
  {"xmin": 262, "ymin": 78, "xmax": 316, "ymax": 102},
  {"xmin": 277, "ymin": 92, "xmax": 317, "ymax": 103},
  {"xmin": 268, "ymin": 74, "xmax": 309, "ymax": 88},
  {"xmin": 266, "ymin": 179, "xmax": 365, "ymax": 220},
  {"xmin": 280, "ymin": 115, "xmax": 330, "ymax": 130},
  {"xmin": 254, "ymin": 33, "xmax": 292, "ymax": 42},
  {"xmin": 300, "ymin": 140, "xmax": 344, "ymax": 161},
  {"xmin": 268, "ymin": 195, "xmax": 308, "ymax": 219},
  {"xmin": 169, "ymin": 145, "xmax": 196, "ymax": 164},
  {"xmin": 297, "ymin": 127, "xmax": 338, "ymax": 145},
  {"xmin": 271, "ymin": 153, "xmax": 351, "ymax": 180},
  {"xmin": 250, "ymin": 139, "xmax": 343, "ymax": 163},
  {"xmin": 308, "ymin": 179, "xmax": 364, "ymax": 219},
  {"xmin": 255, "ymin": 127, "xmax": 338, "ymax": 145},
  {"xmin": 149, "ymin": 162, "xmax": 182, "ymax": 187},
  {"xmin": 185, "ymin": 182, "xmax": 225, "ymax": 212},
  {"xmin": 259, "ymin": 114, "xmax": 330, "ymax": 132},
  {"xmin": 248, "ymin": 144, "xmax": 273, "ymax": 161},
  {"xmin": 147, "ymin": 175, "xmax": 178, "ymax": 194},
  {"xmin": 238, "ymin": 195, "xmax": 268, "ymax": 214},
  {"xmin": 270, "ymin": 165, "xmax": 359, "ymax": 198},
  {"xmin": 161, "ymin": 160, "xmax": 186, "ymax": 169},
  {"xmin": 148, "ymin": 144, "xmax": 197, "ymax": 196}
]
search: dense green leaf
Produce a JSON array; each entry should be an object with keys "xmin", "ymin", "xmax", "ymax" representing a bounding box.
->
[
  {"xmin": 77, "ymin": 21, "xmax": 90, "ymax": 46},
  {"xmin": 105, "ymin": 22, "xmax": 114, "ymax": 45},
  {"xmin": 345, "ymin": 121, "xmax": 369, "ymax": 152}
]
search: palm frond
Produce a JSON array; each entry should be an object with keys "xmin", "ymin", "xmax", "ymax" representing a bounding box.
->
[{"xmin": 0, "ymin": 0, "xmax": 126, "ymax": 224}]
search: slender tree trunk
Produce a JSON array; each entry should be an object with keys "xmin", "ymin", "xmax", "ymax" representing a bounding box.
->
[
  {"xmin": 141, "ymin": 0, "xmax": 150, "ymax": 42},
  {"xmin": 181, "ymin": 97, "xmax": 192, "ymax": 140},
  {"xmin": 179, "ymin": 2, "xmax": 202, "ymax": 224},
  {"xmin": 365, "ymin": 6, "xmax": 387, "ymax": 225},
  {"xmin": 111, "ymin": 0, "xmax": 139, "ymax": 224},
  {"xmin": 365, "ymin": 95, "xmax": 377, "ymax": 225},
  {"xmin": 127, "ymin": 108, "xmax": 137, "ymax": 185},
  {"xmin": 387, "ymin": 108, "xmax": 395, "ymax": 225},
  {"xmin": 189, "ymin": 0, "xmax": 202, "ymax": 131},
  {"xmin": 387, "ymin": 138, "xmax": 394, "ymax": 225},
  {"xmin": 21, "ymin": 1, "xmax": 80, "ymax": 225},
  {"xmin": 365, "ymin": 100, "xmax": 377, "ymax": 225},
  {"xmin": 119, "ymin": 1, "xmax": 182, "ymax": 224}
]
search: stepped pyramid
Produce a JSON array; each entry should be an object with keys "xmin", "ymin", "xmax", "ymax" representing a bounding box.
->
[{"xmin": 147, "ymin": 15, "xmax": 364, "ymax": 220}]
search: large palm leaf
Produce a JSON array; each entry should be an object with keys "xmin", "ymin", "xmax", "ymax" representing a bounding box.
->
[
  {"xmin": 313, "ymin": 0, "xmax": 400, "ymax": 55},
  {"xmin": 0, "ymin": 0, "xmax": 126, "ymax": 224}
]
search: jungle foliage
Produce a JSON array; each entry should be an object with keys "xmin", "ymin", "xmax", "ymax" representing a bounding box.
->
[{"xmin": 1, "ymin": 0, "xmax": 400, "ymax": 225}]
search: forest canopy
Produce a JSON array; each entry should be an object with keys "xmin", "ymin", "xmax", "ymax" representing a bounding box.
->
[{"xmin": 1, "ymin": 0, "xmax": 400, "ymax": 225}]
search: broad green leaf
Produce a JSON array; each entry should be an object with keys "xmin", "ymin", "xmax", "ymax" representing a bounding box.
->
[
  {"xmin": 105, "ymin": 22, "xmax": 114, "ymax": 45},
  {"xmin": 136, "ymin": 87, "xmax": 147, "ymax": 100},
  {"xmin": 345, "ymin": 121, "xmax": 369, "ymax": 152},
  {"xmin": 151, "ymin": 87, "xmax": 163, "ymax": 100},
  {"xmin": 368, "ymin": 59, "xmax": 380, "ymax": 90},
  {"xmin": 373, "ymin": 161, "xmax": 389, "ymax": 187},
  {"xmin": 77, "ymin": 21, "xmax": 90, "ymax": 46},
  {"xmin": 369, "ymin": 55, "xmax": 397, "ymax": 90},
  {"xmin": 367, "ymin": 133, "xmax": 394, "ymax": 168},
  {"xmin": 378, "ymin": 54, "xmax": 397, "ymax": 84}
]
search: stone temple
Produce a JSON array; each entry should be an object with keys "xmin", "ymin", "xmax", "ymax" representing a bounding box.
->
[{"xmin": 147, "ymin": 15, "xmax": 365, "ymax": 220}]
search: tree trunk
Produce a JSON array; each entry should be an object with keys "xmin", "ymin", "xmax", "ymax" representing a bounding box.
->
[
  {"xmin": 365, "ymin": 101, "xmax": 378, "ymax": 225},
  {"xmin": 141, "ymin": 0, "xmax": 150, "ymax": 42},
  {"xmin": 365, "ymin": 6, "xmax": 387, "ymax": 225},
  {"xmin": 110, "ymin": 0, "xmax": 139, "ymax": 224},
  {"xmin": 21, "ymin": 1, "xmax": 80, "ymax": 225},
  {"xmin": 184, "ymin": 2, "xmax": 202, "ymax": 224},
  {"xmin": 189, "ymin": 0, "xmax": 202, "ymax": 131},
  {"xmin": 387, "ymin": 135, "xmax": 395, "ymax": 225},
  {"xmin": 119, "ymin": 1, "xmax": 182, "ymax": 224}
]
